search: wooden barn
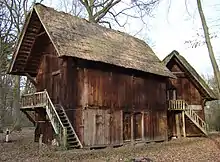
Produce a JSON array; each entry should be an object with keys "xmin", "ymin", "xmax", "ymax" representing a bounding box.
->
[
  {"xmin": 8, "ymin": 4, "xmax": 176, "ymax": 149},
  {"xmin": 163, "ymin": 50, "xmax": 217, "ymax": 138}
]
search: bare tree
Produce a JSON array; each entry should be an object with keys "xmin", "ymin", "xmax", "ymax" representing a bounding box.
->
[
  {"xmin": 58, "ymin": 0, "xmax": 160, "ymax": 28},
  {"xmin": 196, "ymin": 0, "xmax": 220, "ymax": 98},
  {"xmin": 0, "ymin": 0, "xmax": 43, "ymax": 132}
]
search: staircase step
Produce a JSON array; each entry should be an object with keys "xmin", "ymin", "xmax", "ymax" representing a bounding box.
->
[
  {"xmin": 185, "ymin": 110, "xmax": 208, "ymax": 136},
  {"xmin": 68, "ymin": 134, "xmax": 76, "ymax": 138},
  {"xmin": 68, "ymin": 140, "xmax": 78, "ymax": 145},
  {"xmin": 67, "ymin": 136, "xmax": 77, "ymax": 141},
  {"xmin": 68, "ymin": 144, "xmax": 80, "ymax": 149},
  {"xmin": 58, "ymin": 113, "xmax": 65, "ymax": 116},
  {"xmin": 67, "ymin": 130, "xmax": 73, "ymax": 134},
  {"xmin": 66, "ymin": 126, "xmax": 72, "ymax": 130},
  {"xmin": 61, "ymin": 119, "xmax": 68, "ymax": 122},
  {"xmin": 63, "ymin": 123, "xmax": 70, "ymax": 127},
  {"xmin": 60, "ymin": 116, "xmax": 66, "ymax": 120}
]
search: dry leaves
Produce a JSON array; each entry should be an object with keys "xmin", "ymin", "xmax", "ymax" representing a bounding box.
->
[{"xmin": 1, "ymin": 128, "xmax": 220, "ymax": 162}]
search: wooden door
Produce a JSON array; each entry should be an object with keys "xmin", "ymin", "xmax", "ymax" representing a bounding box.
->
[
  {"xmin": 83, "ymin": 109, "xmax": 110, "ymax": 146},
  {"xmin": 110, "ymin": 110, "xmax": 123, "ymax": 145},
  {"xmin": 133, "ymin": 113, "xmax": 142, "ymax": 140},
  {"xmin": 167, "ymin": 89, "xmax": 177, "ymax": 100},
  {"xmin": 123, "ymin": 112, "xmax": 131, "ymax": 141},
  {"xmin": 52, "ymin": 72, "xmax": 60, "ymax": 104},
  {"xmin": 95, "ymin": 111, "xmax": 110, "ymax": 145}
]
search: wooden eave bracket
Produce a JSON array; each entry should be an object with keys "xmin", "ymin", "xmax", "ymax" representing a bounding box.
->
[{"xmin": 25, "ymin": 73, "xmax": 37, "ymax": 86}]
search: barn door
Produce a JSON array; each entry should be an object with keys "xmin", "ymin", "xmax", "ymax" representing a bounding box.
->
[
  {"xmin": 123, "ymin": 112, "xmax": 131, "ymax": 141},
  {"xmin": 94, "ymin": 110, "xmax": 110, "ymax": 145},
  {"xmin": 52, "ymin": 71, "xmax": 60, "ymax": 104},
  {"xmin": 133, "ymin": 113, "xmax": 142, "ymax": 140},
  {"xmin": 83, "ymin": 109, "xmax": 110, "ymax": 146}
]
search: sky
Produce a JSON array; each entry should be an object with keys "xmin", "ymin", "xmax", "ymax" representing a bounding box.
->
[
  {"xmin": 149, "ymin": 0, "xmax": 220, "ymax": 77},
  {"xmin": 42, "ymin": 0, "xmax": 220, "ymax": 77}
]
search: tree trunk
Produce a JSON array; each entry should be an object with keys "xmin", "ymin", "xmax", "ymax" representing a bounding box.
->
[
  {"xmin": 13, "ymin": 75, "xmax": 21, "ymax": 130},
  {"xmin": 0, "ymin": 79, "xmax": 3, "ymax": 133},
  {"xmin": 197, "ymin": 0, "xmax": 220, "ymax": 98}
]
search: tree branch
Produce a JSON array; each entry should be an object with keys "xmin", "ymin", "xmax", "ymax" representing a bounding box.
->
[{"xmin": 94, "ymin": 0, "xmax": 121, "ymax": 23}]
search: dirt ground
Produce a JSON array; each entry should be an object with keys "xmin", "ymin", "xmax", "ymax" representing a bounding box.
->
[{"xmin": 1, "ymin": 127, "xmax": 220, "ymax": 162}]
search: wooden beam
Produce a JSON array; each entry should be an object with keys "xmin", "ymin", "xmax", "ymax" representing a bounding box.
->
[
  {"xmin": 131, "ymin": 113, "xmax": 134, "ymax": 143},
  {"xmin": 36, "ymin": 31, "xmax": 46, "ymax": 37},
  {"xmin": 182, "ymin": 111, "xmax": 186, "ymax": 137},
  {"xmin": 25, "ymin": 36, "xmax": 35, "ymax": 41},
  {"xmin": 120, "ymin": 110, "xmax": 123, "ymax": 143},
  {"xmin": 52, "ymin": 70, "xmax": 61, "ymax": 76},
  {"xmin": 25, "ymin": 73, "xmax": 37, "ymax": 86},
  {"xmin": 172, "ymin": 72, "xmax": 185, "ymax": 74},
  {"xmin": 141, "ymin": 112, "xmax": 144, "ymax": 141},
  {"xmin": 21, "ymin": 110, "xmax": 35, "ymax": 125},
  {"xmin": 23, "ymin": 39, "xmax": 35, "ymax": 44},
  {"xmin": 22, "ymin": 42, "xmax": 33, "ymax": 46}
]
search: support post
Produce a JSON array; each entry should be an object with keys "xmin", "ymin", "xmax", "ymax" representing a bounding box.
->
[
  {"xmin": 182, "ymin": 111, "xmax": 186, "ymax": 137},
  {"xmin": 63, "ymin": 127, "xmax": 67, "ymax": 148},
  {"xmin": 175, "ymin": 113, "xmax": 181, "ymax": 138},
  {"xmin": 131, "ymin": 113, "xmax": 134, "ymax": 144},
  {"xmin": 39, "ymin": 134, "xmax": 43, "ymax": 149},
  {"xmin": 5, "ymin": 128, "xmax": 9, "ymax": 142},
  {"xmin": 141, "ymin": 112, "xmax": 144, "ymax": 141}
]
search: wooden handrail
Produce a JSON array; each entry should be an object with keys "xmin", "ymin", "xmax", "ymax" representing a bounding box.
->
[
  {"xmin": 185, "ymin": 108, "xmax": 207, "ymax": 131},
  {"xmin": 44, "ymin": 90, "xmax": 64, "ymax": 130},
  {"xmin": 44, "ymin": 90, "xmax": 67, "ymax": 147},
  {"xmin": 168, "ymin": 100, "xmax": 186, "ymax": 110},
  {"xmin": 21, "ymin": 90, "xmax": 67, "ymax": 147},
  {"xmin": 21, "ymin": 91, "xmax": 46, "ymax": 108}
]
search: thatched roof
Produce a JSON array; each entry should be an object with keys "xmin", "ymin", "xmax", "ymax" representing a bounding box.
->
[
  {"xmin": 163, "ymin": 50, "xmax": 217, "ymax": 100},
  {"xmin": 8, "ymin": 4, "xmax": 175, "ymax": 78}
]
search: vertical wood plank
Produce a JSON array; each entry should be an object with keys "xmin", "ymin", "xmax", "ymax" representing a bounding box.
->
[
  {"xmin": 120, "ymin": 110, "xmax": 123, "ymax": 144},
  {"xmin": 131, "ymin": 113, "xmax": 134, "ymax": 143},
  {"xmin": 175, "ymin": 113, "xmax": 181, "ymax": 138},
  {"xmin": 141, "ymin": 112, "xmax": 144, "ymax": 141},
  {"xmin": 182, "ymin": 111, "xmax": 186, "ymax": 137}
]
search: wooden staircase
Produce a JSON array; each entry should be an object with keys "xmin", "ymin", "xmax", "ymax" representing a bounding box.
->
[
  {"xmin": 168, "ymin": 100, "xmax": 208, "ymax": 136},
  {"xmin": 185, "ymin": 108, "xmax": 208, "ymax": 136},
  {"xmin": 20, "ymin": 90, "xmax": 82, "ymax": 149},
  {"xmin": 55, "ymin": 104, "xmax": 82, "ymax": 149}
]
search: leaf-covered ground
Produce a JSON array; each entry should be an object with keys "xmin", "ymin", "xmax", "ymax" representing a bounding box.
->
[{"xmin": 1, "ymin": 127, "xmax": 220, "ymax": 162}]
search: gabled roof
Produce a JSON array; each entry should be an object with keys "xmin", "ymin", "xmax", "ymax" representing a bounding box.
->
[
  {"xmin": 8, "ymin": 3, "xmax": 175, "ymax": 78},
  {"xmin": 163, "ymin": 50, "xmax": 217, "ymax": 100}
]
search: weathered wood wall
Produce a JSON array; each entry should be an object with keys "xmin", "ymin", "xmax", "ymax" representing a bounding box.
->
[
  {"xmin": 166, "ymin": 59, "xmax": 205, "ymax": 137},
  {"xmin": 33, "ymin": 34, "xmax": 168, "ymax": 146},
  {"xmin": 34, "ymin": 34, "xmax": 60, "ymax": 143},
  {"xmin": 167, "ymin": 60, "xmax": 205, "ymax": 118},
  {"xmin": 167, "ymin": 112, "xmax": 203, "ymax": 138},
  {"xmin": 61, "ymin": 58, "xmax": 168, "ymax": 147}
]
